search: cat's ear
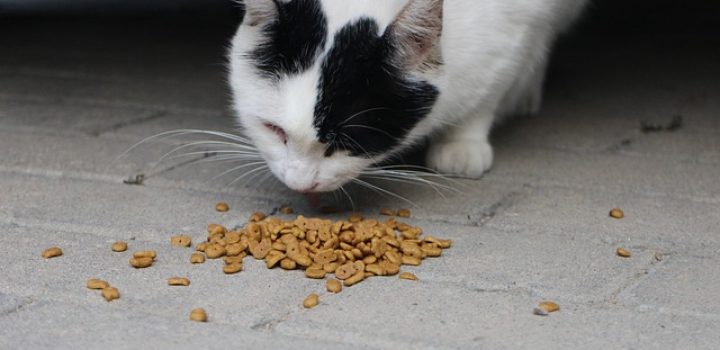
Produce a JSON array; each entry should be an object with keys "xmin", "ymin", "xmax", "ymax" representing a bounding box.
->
[
  {"xmin": 242, "ymin": 0, "xmax": 278, "ymax": 27},
  {"xmin": 385, "ymin": 0, "xmax": 444, "ymax": 71}
]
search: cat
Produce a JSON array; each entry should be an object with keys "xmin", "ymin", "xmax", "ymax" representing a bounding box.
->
[{"xmin": 228, "ymin": 0, "xmax": 587, "ymax": 193}]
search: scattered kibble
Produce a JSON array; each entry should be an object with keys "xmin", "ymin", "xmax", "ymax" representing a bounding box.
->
[
  {"xmin": 111, "ymin": 241, "xmax": 128, "ymax": 252},
  {"xmin": 249, "ymin": 211, "xmax": 266, "ymax": 222},
  {"xmin": 280, "ymin": 206, "xmax": 294, "ymax": 214},
  {"xmin": 326, "ymin": 279, "xmax": 342, "ymax": 293},
  {"xmin": 190, "ymin": 308, "xmax": 207, "ymax": 322},
  {"xmin": 609, "ymin": 208, "xmax": 624, "ymax": 219},
  {"xmin": 190, "ymin": 252, "xmax": 206, "ymax": 264},
  {"xmin": 397, "ymin": 209, "xmax": 411, "ymax": 218},
  {"xmin": 216, "ymin": 202, "xmax": 229, "ymax": 212},
  {"xmin": 223, "ymin": 262, "xmax": 243, "ymax": 274},
  {"xmin": 129, "ymin": 257, "xmax": 153, "ymax": 268},
  {"xmin": 380, "ymin": 208, "xmax": 396, "ymax": 216},
  {"xmin": 86, "ymin": 279, "xmax": 110, "ymax": 290},
  {"xmin": 168, "ymin": 277, "xmax": 191, "ymax": 286},
  {"xmin": 101, "ymin": 287, "xmax": 120, "ymax": 302},
  {"xmin": 533, "ymin": 301, "xmax": 560, "ymax": 315},
  {"xmin": 399, "ymin": 272, "xmax": 418, "ymax": 281},
  {"xmin": 133, "ymin": 250, "xmax": 156, "ymax": 259},
  {"xmin": 42, "ymin": 247, "xmax": 63, "ymax": 259},
  {"xmin": 616, "ymin": 247, "xmax": 631, "ymax": 258},
  {"xmin": 170, "ymin": 235, "xmax": 192, "ymax": 248},
  {"xmin": 303, "ymin": 293, "xmax": 319, "ymax": 309}
]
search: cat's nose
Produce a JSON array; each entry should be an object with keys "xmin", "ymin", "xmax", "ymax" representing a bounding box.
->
[
  {"xmin": 298, "ymin": 183, "xmax": 320, "ymax": 193},
  {"xmin": 283, "ymin": 163, "xmax": 320, "ymax": 192}
]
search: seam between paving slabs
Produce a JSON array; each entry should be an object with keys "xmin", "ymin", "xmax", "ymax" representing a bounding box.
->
[
  {"xmin": 0, "ymin": 167, "xmax": 282, "ymax": 205},
  {"xmin": 0, "ymin": 92, "xmax": 225, "ymax": 118},
  {"xmin": 483, "ymin": 173, "xmax": 720, "ymax": 204},
  {"xmin": 0, "ymin": 298, "xmax": 39, "ymax": 318},
  {"xmin": 0, "ymin": 220, "xmax": 194, "ymax": 248},
  {"xmin": 0, "ymin": 297, "xmax": 371, "ymax": 350},
  {"xmin": 592, "ymin": 252, "xmax": 667, "ymax": 308},
  {"xmin": 90, "ymin": 110, "xmax": 169, "ymax": 137},
  {"xmin": 274, "ymin": 321, "xmax": 458, "ymax": 350}
]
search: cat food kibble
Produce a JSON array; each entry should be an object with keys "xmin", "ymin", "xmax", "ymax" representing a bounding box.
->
[
  {"xmin": 397, "ymin": 208, "xmax": 411, "ymax": 218},
  {"xmin": 326, "ymin": 279, "xmax": 342, "ymax": 293},
  {"xmin": 609, "ymin": 208, "xmax": 624, "ymax": 219},
  {"xmin": 616, "ymin": 247, "xmax": 631, "ymax": 258},
  {"xmin": 133, "ymin": 250, "xmax": 156, "ymax": 259},
  {"xmin": 399, "ymin": 272, "xmax": 418, "ymax": 281},
  {"xmin": 533, "ymin": 301, "xmax": 560, "ymax": 315},
  {"xmin": 215, "ymin": 202, "xmax": 229, "ymax": 212},
  {"xmin": 223, "ymin": 262, "xmax": 243, "ymax": 274},
  {"xmin": 190, "ymin": 252, "xmax": 206, "ymax": 264},
  {"xmin": 280, "ymin": 206, "xmax": 294, "ymax": 214},
  {"xmin": 129, "ymin": 256, "xmax": 153, "ymax": 268},
  {"xmin": 170, "ymin": 235, "xmax": 192, "ymax": 248},
  {"xmin": 380, "ymin": 208, "xmax": 396, "ymax": 216},
  {"xmin": 86, "ymin": 279, "xmax": 110, "ymax": 290},
  {"xmin": 190, "ymin": 308, "xmax": 207, "ymax": 322},
  {"xmin": 111, "ymin": 241, "xmax": 127, "ymax": 252},
  {"xmin": 42, "ymin": 247, "xmax": 63, "ymax": 259},
  {"xmin": 168, "ymin": 277, "xmax": 191, "ymax": 286},
  {"xmin": 249, "ymin": 211, "xmax": 266, "ymax": 222},
  {"xmin": 204, "ymin": 244, "xmax": 226, "ymax": 259},
  {"xmin": 101, "ymin": 287, "xmax": 120, "ymax": 302},
  {"xmin": 303, "ymin": 293, "xmax": 319, "ymax": 309}
]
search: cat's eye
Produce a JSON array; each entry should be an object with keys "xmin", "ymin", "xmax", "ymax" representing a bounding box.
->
[{"xmin": 263, "ymin": 122, "xmax": 287, "ymax": 144}]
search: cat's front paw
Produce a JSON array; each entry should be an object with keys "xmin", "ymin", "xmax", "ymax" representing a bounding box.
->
[{"xmin": 427, "ymin": 139, "xmax": 493, "ymax": 178}]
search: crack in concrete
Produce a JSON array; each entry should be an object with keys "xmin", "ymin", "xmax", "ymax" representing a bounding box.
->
[
  {"xmin": 604, "ymin": 250, "xmax": 670, "ymax": 306},
  {"xmin": 476, "ymin": 188, "xmax": 530, "ymax": 226},
  {"xmin": 0, "ymin": 298, "xmax": 38, "ymax": 317},
  {"xmin": 90, "ymin": 110, "xmax": 168, "ymax": 137}
]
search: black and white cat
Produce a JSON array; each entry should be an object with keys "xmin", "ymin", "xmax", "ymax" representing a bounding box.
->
[{"xmin": 228, "ymin": 0, "xmax": 587, "ymax": 193}]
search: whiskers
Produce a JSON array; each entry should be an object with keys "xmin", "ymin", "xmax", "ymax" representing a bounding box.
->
[
  {"xmin": 111, "ymin": 129, "xmax": 273, "ymax": 190},
  {"xmin": 113, "ymin": 129, "xmax": 463, "ymax": 210},
  {"xmin": 347, "ymin": 165, "xmax": 466, "ymax": 209}
]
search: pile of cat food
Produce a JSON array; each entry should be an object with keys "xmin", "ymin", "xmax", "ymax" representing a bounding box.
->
[
  {"xmin": 42, "ymin": 205, "xmax": 452, "ymax": 321},
  {"xmin": 187, "ymin": 208, "xmax": 452, "ymax": 293}
]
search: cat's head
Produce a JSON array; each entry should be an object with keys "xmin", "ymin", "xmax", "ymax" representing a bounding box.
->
[{"xmin": 228, "ymin": 0, "xmax": 443, "ymax": 192}]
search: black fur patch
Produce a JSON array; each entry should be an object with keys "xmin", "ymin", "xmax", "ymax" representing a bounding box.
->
[
  {"xmin": 314, "ymin": 18, "xmax": 439, "ymax": 158},
  {"xmin": 250, "ymin": 0, "xmax": 327, "ymax": 78}
]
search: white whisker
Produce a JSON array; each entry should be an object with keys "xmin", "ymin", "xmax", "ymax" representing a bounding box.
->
[
  {"xmin": 212, "ymin": 161, "xmax": 268, "ymax": 181},
  {"xmin": 338, "ymin": 185, "xmax": 356, "ymax": 210},
  {"xmin": 351, "ymin": 178, "xmax": 418, "ymax": 208},
  {"xmin": 225, "ymin": 165, "xmax": 269, "ymax": 188}
]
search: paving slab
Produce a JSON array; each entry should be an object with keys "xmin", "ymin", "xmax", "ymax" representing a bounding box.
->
[
  {"xmin": 485, "ymin": 186, "xmax": 720, "ymax": 254},
  {"xmin": 1, "ymin": 12, "xmax": 719, "ymax": 350}
]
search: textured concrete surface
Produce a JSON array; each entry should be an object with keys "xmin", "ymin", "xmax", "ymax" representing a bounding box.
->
[{"xmin": 1, "ymin": 13, "xmax": 719, "ymax": 350}]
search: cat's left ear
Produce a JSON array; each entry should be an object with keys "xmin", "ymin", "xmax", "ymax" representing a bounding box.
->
[{"xmin": 384, "ymin": 0, "xmax": 444, "ymax": 71}]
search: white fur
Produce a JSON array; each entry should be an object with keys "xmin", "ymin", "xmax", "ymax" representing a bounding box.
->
[{"xmin": 229, "ymin": 0, "xmax": 587, "ymax": 191}]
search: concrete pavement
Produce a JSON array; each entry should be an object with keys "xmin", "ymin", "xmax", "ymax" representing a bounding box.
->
[{"xmin": 0, "ymin": 16, "xmax": 718, "ymax": 350}]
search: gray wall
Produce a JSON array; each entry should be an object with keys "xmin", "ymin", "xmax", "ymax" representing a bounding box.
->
[{"xmin": 0, "ymin": 0, "xmax": 235, "ymax": 15}]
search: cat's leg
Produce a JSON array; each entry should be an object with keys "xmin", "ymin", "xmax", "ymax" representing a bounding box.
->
[
  {"xmin": 496, "ymin": 56, "xmax": 549, "ymax": 117},
  {"xmin": 426, "ymin": 112, "xmax": 495, "ymax": 178}
]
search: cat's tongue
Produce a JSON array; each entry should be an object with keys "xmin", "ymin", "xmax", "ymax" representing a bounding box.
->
[{"xmin": 305, "ymin": 193, "xmax": 321, "ymax": 208}]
